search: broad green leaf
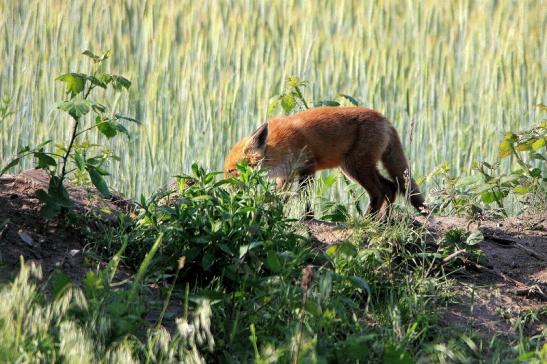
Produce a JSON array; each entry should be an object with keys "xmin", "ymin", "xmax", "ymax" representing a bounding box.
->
[
  {"xmin": 112, "ymin": 75, "xmax": 131, "ymax": 91},
  {"xmin": 82, "ymin": 50, "xmax": 100, "ymax": 62},
  {"xmin": 532, "ymin": 138, "xmax": 545, "ymax": 150},
  {"xmin": 339, "ymin": 242, "xmax": 358, "ymax": 257},
  {"xmin": 287, "ymin": 76, "xmax": 304, "ymax": 88},
  {"xmin": 466, "ymin": 230, "xmax": 483, "ymax": 245},
  {"xmin": 96, "ymin": 72, "xmax": 113, "ymax": 85},
  {"xmin": 321, "ymin": 175, "xmax": 338, "ymax": 188},
  {"xmin": 34, "ymin": 152, "xmax": 57, "ymax": 169},
  {"xmin": 115, "ymin": 124, "xmax": 130, "ymax": 138},
  {"xmin": 96, "ymin": 116, "xmax": 118, "ymax": 138},
  {"xmin": 266, "ymin": 251, "xmax": 282, "ymax": 272},
  {"xmin": 85, "ymin": 157, "xmax": 107, "ymax": 170},
  {"xmin": 337, "ymin": 93, "xmax": 360, "ymax": 106},
  {"xmin": 516, "ymin": 142, "xmax": 532, "ymax": 151},
  {"xmin": 498, "ymin": 140, "xmax": 512, "ymax": 158},
  {"xmin": 114, "ymin": 113, "xmax": 141, "ymax": 124},
  {"xmin": 35, "ymin": 188, "xmax": 52, "ymax": 204},
  {"xmin": 92, "ymin": 164, "xmax": 109, "ymax": 175},
  {"xmin": 36, "ymin": 185, "xmax": 69, "ymax": 219},
  {"xmin": 530, "ymin": 152, "xmax": 545, "ymax": 160},
  {"xmin": 210, "ymin": 220, "xmax": 222, "ymax": 233},
  {"xmin": 0, "ymin": 157, "xmax": 21, "ymax": 176},
  {"xmin": 239, "ymin": 241, "xmax": 262, "ymax": 259},
  {"xmin": 513, "ymin": 185, "xmax": 529, "ymax": 194},
  {"xmin": 347, "ymin": 276, "xmax": 370, "ymax": 295},
  {"xmin": 281, "ymin": 93, "xmax": 296, "ymax": 113},
  {"xmin": 314, "ymin": 100, "xmax": 340, "ymax": 107},
  {"xmin": 90, "ymin": 101, "xmax": 107, "ymax": 113},
  {"xmin": 480, "ymin": 190, "xmax": 505, "ymax": 204},
  {"xmin": 51, "ymin": 270, "xmax": 71, "ymax": 298},
  {"xmin": 48, "ymin": 176, "xmax": 73, "ymax": 207},
  {"xmin": 529, "ymin": 168, "xmax": 542, "ymax": 178},
  {"xmin": 87, "ymin": 166, "xmax": 111, "ymax": 197},
  {"xmin": 57, "ymin": 73, "xmax": 86, "ymax": 97},
  {"xmin": 217, "ymin": 243, "xmax": 234, "ymax": 256},
  {"xmin": 57, "ymin": 99, "xmax": 90, "ymax": 119},
  {"xmin": 325, "ymin": 245, "xmax": 338, "ymax": 256},
  {"xmin": 267, "ymin": 99, "xmax": 279, "ymax": 116},
  {"xmin": 73, "ymin": 151, "xmax": 85, "ymax": 171},
  {"xmin": 88, "ymin": 76, "xmax": 107, "ymax": 89},
  {"xmin": 36, "ymin": 190, "xmax": 62, "ymax": 218}
]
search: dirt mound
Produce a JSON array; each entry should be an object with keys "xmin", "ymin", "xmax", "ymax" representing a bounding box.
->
[{"xmin": 0, "ymin": 169, "xmax": 132, "ymax": 285}]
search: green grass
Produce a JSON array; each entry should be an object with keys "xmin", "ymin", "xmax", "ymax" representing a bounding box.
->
[
  {"xmin": 1, "ymin": 166, "xmax": 545, "ymax": 362},
  {"xmin": 0, "ymin": 0, "xmax": 544, "ymax": 201}
]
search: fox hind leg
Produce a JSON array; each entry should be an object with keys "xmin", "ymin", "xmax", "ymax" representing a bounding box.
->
[
  {"xmin": 341, "ymin": 159, "xmax": 387, "ymax": 217},
  {"xmin": 378, "ymin": 174, "xmax": 397, "ymax": 212}
]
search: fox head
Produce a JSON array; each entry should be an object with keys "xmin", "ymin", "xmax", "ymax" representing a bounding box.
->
[{"xmin": 223, "ymin": 123, "xmax": 268, "ymax": 177}]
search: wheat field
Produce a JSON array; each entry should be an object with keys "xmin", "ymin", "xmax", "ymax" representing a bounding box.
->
[{"xmin": 0, "ymin": 0, "xmax": 544, "ymax": 200}]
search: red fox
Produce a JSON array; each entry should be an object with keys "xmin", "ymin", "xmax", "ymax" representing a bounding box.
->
[{"xmin": 224, "ymin": 107, "xmax": 426, "ymax": 218}]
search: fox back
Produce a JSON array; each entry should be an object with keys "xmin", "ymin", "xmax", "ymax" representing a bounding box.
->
[{"xmin": 224, "ymin": 107, "xmax": 426, "ymax": 217}]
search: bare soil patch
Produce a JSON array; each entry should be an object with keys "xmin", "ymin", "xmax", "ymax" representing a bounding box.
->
[
  {"xmin": 0, "ymin": 169, "xmax": 132, "ymax": 286},
  {"xmin": 430, "ymin": 215, "xmax": 547, "ymax": 339},
  {"xmin": 307, "ymin": 214, "xmax": 547, "ymax": 340}
]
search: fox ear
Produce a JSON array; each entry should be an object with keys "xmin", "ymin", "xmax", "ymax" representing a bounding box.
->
[{"xmin": 244, "ymin": 123, "xmax": 268, "ymax": 155}]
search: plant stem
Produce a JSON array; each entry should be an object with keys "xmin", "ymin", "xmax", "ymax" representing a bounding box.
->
[
  {"xmin": 493, "ymin": 186, "xmax": 508, "ymax": 217},
  {"xmin": 59, "ymin": 81, "xmax": 95, "ymax": 185},
  {"xmin": 59, "ymin": 117, "xmax": 80, "ymax": 185},
  {"xmin": 294, "ymin": 86, "xmax": 309, "ymax": 110},
  {"xmin": 183, "ymin": 282, "xmax": 189, "ymax": 320},
  {"xmin": 156, "ymin": 265, "xmax": 181, "ymax": 329}
]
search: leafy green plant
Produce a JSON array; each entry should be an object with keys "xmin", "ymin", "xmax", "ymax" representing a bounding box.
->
[
  {"xmin": 268, "ymin": 76, "xmax": 361, "ymax": 116},
  {"xmin": 424, "ymin": 111, "xmax": 546, "ymax": 217},
  {"xmin": 418, "ymin": 163, "xmax": 479, "ymax": 217},
  {"xmin": 0, "ymin": 50, "xmax": 139, "ymax": 218},
  {"xmin": 121, "ymin": 163, "xmax": 307, "ymax": 285}
]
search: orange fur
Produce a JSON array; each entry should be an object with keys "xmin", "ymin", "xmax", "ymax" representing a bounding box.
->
[{"xmin": 224, "ymin": 107, "xmax": 426, "ymax": 217}]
